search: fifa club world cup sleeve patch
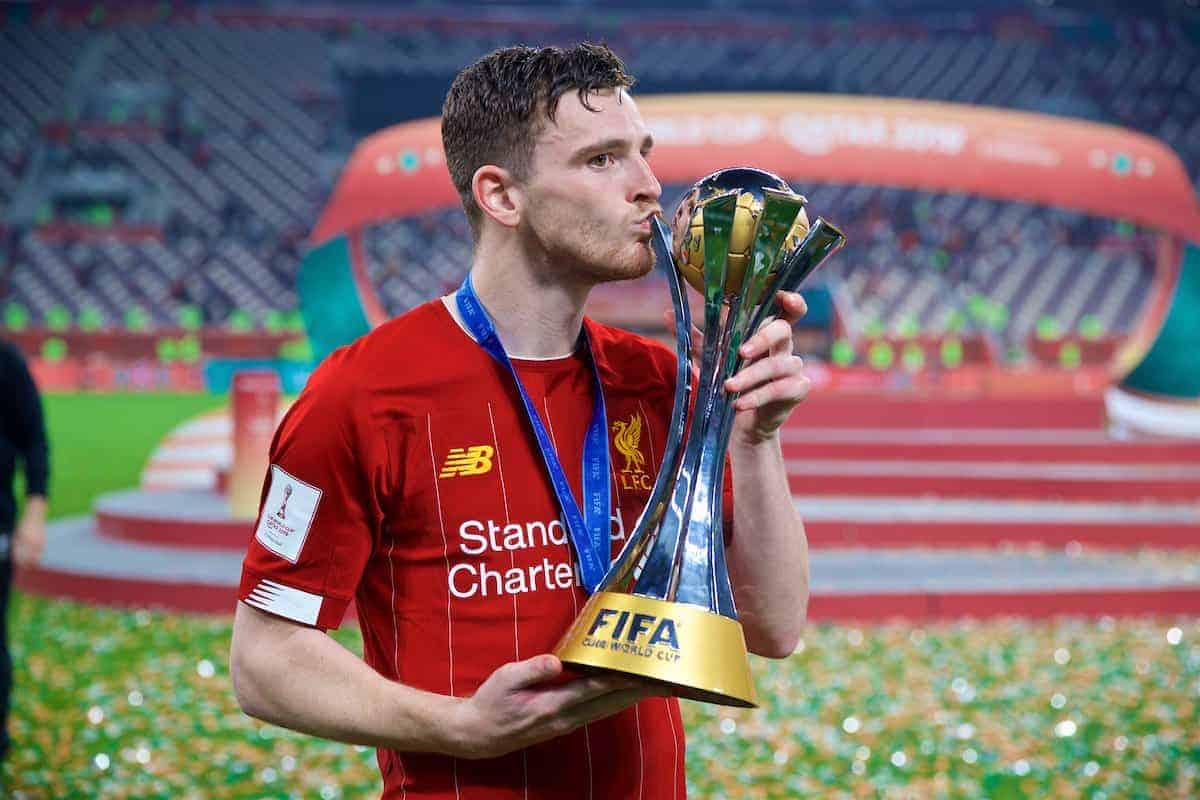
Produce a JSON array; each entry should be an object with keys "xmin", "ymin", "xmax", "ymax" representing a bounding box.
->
[{"xmin": 254, "ymin": 465, "xmax": 323, "ymax": 563}]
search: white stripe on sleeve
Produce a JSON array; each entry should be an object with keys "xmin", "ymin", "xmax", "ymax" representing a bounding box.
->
[{"xmin": 245, "ymin": 579, "xmax": 323, "ymax": 626}]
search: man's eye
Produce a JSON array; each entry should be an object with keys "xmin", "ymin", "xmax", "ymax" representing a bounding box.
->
[{"xmin": 589, "ymin": 153, "xmax": 613, "ymax": 168}]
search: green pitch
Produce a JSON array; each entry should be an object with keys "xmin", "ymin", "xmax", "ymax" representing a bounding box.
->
[
  {"xmin": 37, "ymin": 392, "xmax": 229, "ymax": 520},
  {"xmin": 3, "ymin": 393, "xmax": 1198, "ymax": 798}
]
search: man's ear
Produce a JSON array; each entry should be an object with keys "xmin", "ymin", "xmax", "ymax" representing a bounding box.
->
[{"xmin": 472, "ymin": 165, "xmax": 523, "ymax": 229}]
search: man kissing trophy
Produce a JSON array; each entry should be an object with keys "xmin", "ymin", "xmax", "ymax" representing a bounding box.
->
[{"xmin": 556, "ymin": 167, "xmax": 846, "ymax": 707}]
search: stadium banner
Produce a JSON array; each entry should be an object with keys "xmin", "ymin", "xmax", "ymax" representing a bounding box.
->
[
  {"xmin": 311, "ymin": 93, "xmax": 1200, "ymax": 246},
  {"xmin": 1119, "ymin": 242, "xmax": 1200, "ymax": 399},
  {"xmin": 298, "ymin": 233, "xmax": 388, "ymax": 361},
  {"xmin": 307, "ymin": 93, "xmax": 1200, "ymax": 418},
  {"xmin": 28, "ymin": 358, "xmax": 205, "ymax": 392},
  {"xmin": 1106, "ymin": 242, "xmax": 1200, "ymax": 436},
  {"xmin": 204, "ymin": 358, "xmax": 312, "ymax": 395}
]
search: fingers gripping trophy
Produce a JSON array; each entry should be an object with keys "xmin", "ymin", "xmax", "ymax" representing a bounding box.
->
[{"xmin": 555, "ymin": 167, "xmax": 846, "ymax": 707}]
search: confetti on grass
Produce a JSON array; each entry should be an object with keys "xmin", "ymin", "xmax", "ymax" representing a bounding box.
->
[
  {"xmin": 4, "ymin": 593, "xmax": 1197, "ymax": 799},
  {"xmin": 683, "ymin": 617, "xmax": 1200, "ymax": 799},
  {"xmin": 6, "ymin": 593, "xmax": 380, "ymax": 799}
]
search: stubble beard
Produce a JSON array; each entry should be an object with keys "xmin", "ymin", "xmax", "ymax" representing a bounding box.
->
[
  {"xmin": 526, "ymin": 210, "xmax": 656, "ymax": 287},
  {"xmin": 584, "ymin": 238, "xmax": 655, "ymax": 284}
]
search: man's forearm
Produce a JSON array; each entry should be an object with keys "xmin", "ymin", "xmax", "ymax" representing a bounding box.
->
[
  {"xmin": 13, "ymin": 493, "xmax": 48, "ymax": 566},
  {"xmin": 230, "ymin": 602, "xmax": 462, "ymax": 754},
  {"xmin": 726, "ymin": 434, "xmax": 809, "ymax": 658},
  {"xmin": 20, "ymin": 494, "xmax": 47, "ymax": 520}
]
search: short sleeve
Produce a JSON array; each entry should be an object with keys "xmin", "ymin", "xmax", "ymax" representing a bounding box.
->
[{"xmin": 239, "ymin": 360, "xmax": 379, "ymax": 630}]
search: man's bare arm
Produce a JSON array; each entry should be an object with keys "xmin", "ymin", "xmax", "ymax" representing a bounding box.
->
[{"xmin": 230, "ymin": 601, "xmax": 662, "ymax": 759}]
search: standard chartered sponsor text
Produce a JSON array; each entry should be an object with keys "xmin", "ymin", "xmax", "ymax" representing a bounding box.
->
[{"xmin": 449, "ymin": 515, "xmax": 626, "ymax": 599}]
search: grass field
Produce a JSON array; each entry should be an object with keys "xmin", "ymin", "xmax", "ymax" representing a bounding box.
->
[
  {"xmin": 37, "ymin": 393, "xmax": 228, "ymax": 519},
  {"xmin": 3, "ymin": 393, "xmax": 1199, "ymax": 799}
]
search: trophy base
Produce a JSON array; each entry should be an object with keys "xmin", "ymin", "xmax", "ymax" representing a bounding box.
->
[{"xmin": 554, "ymin": 591, "xmax": 758, "ymax": 708}]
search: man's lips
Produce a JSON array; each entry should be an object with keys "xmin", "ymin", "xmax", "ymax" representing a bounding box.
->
[{"xmin": 634, "ymin": 209, "xmax": 662, "ymax": 233}]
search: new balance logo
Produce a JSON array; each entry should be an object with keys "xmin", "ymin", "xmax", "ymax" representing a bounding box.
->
[{"xmin": 439, "ymin": 445, "xmax": 495, "ymax": 478}]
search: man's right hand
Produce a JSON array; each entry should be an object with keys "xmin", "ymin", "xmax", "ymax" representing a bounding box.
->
[
  {"xmin": 13, "ymin": 495, "xmax": 47, "ymax": 568},
  {"xmin": 447, "ymin": 654, "xmax": 666, "ymax": 759}
]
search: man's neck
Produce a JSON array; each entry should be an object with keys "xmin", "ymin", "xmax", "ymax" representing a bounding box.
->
[{"xmin": 451, "ymin": 250, "xmax": 592, "ymax": 360}]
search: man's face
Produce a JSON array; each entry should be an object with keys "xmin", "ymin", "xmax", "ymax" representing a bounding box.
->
[{"xmin": 518, "ymin": 88, "xmax": 662, "ymax": 285}]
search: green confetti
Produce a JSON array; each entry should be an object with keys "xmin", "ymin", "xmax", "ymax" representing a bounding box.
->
[{"xmin": 6, "ymin": 593, "xmax": 1199, "ymax": 796}]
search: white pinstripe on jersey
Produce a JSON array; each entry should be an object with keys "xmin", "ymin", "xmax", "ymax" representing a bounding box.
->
[
  {"xmin": 425, "ymin": 413, "xmax": 461, "ymax": 800},
  {"xmin": 386, "ymin": 532, "xmax": 408, "ymax": 800},
  {"xmin": 667, "ymin": 698, "xmax": 680, "ymax": 800},
  {"xmin": 609, "ymin": 434, "xmax": 644, "ymax": 800},
  {"xmin": 485, "ymin": 400, "xmax": 529, "ymax": 799},
  {"xmin": 636, "ymin": 400, "xmax": 661, "ymax": 474},
  {"xmin": 542, "ymin": 395, "xmax": 595, "ymax": 800},
  {"xmin": 485, "ymin": 401, "xmax": 521, "ymax": 660}
]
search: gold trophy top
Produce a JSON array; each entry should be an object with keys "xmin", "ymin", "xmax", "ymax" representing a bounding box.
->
[{"xmin": 669, "ymin": 167, "xmax": 811, "ymax": 297}]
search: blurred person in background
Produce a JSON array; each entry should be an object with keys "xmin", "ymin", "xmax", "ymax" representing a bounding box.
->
[
  {"xmin": 0, "ymin": 338, "xmax": 49, "ymax": 763},
  {"xmin": 231, "ymin": 43, "xmax": 811, "ymax": 799}
]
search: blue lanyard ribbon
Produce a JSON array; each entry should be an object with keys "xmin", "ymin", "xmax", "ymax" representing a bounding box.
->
[{"xmin": 456, "ymin": 275, "xmax": 611, "ymax": 594}]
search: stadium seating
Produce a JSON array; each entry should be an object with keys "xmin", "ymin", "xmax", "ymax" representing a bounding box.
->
[
  {"xmin": 0, "ymin": 5, "xmax": 1191, "ymax": 363},
  {"xmin": 359, "ymin": 184, "xmax": 1155, "ymax": 361}
]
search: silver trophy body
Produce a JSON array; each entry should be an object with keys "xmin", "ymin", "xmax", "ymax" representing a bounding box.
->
[{"xmin": 556, "ymin": 167, "xmax": 845, "ymax": 706}]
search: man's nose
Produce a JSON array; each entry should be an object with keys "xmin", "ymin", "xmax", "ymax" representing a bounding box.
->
[{"xmin": 630, "ymin": 154, "xmax": 662, "ymax": 205}]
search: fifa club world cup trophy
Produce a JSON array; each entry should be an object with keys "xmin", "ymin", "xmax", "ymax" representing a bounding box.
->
[{"xmin": 555, "ymin": 167, "xmax": 846, "ymax": 707}]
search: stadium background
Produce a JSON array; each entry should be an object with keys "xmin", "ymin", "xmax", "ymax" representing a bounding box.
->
[{"xmin": 2, "ymin": 0, "xmax": 1200, "ymax": 797}]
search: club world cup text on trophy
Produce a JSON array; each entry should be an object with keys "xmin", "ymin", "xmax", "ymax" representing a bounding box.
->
[{"xmin": 555, "ymin": 167, "xmax": 846, "ymax": 706}]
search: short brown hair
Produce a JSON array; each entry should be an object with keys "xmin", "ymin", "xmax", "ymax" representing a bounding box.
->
[{"xmin": 441, "ymin": 43, "xmax": 635, "ymax": 236}]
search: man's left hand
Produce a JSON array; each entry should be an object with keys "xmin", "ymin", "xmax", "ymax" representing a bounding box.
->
[{"xmin": 723, "ymin": 290, "xmax": 811, "ymax": 446}]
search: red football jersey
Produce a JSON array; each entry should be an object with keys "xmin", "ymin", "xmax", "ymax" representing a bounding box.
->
[{"xmin": 240, "ymin": 298, "xmax": 734, "ymax": 799}]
